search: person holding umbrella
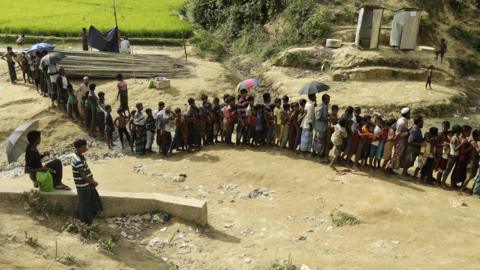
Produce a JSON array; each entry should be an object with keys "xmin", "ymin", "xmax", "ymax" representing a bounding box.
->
[
  {"xmin": 24, "ymin": 130, "xmax": 70, "ymax": 190},
  {"xmin": 298, "ymin": 81, "xmax": 330, "ymax": 155}
]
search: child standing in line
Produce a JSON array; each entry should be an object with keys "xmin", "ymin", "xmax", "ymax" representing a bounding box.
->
[
  {"xmin": 104, "ymin": 105, "xmax": 115, "ymax": 149},
  {"xmin": 212, "ymin": 97, "xmax": 223, "ymax": 143},
  {"xmin": 413, "ymin": 132, "xmax": 430, "ymax": 181},
  {"xmin": 363, "ymin": 117, "xmax": 376, "ymax": 168},
  {"xmin": 247, "ymin": 106, "xmax": 257, "ymax": 145},
  {"xmin": 67, "ymin": 84, "xmax": 81, "ymax": 122},
  {"xmin": 381, "ymin": 119, "xmax": 396, "ymax": 171},
  {"xmin": 128, "ymin": 109, "xmax": 137, "ymax": 152},
  {"xmin": 255, "ymin": 104, "xmax": 266, "ymax": 146},
  {"xmin": 288, "ymin": 102, "xmax": 301, "ymax": 151},
  {"xmin": 435, "ymin": 121, "xmax": 451, "ymax": 185},
  {"xmin": 205, "ymin": 102, "xmax": 215, "ymax": 145},
  {"xmin": 170, "ymin": 108, "xmax": 189, "ymax": 152},
  {"xmin": 371, "ymin": 117, "xmax": 383, "ymax": 170},
  {"xmin": 352, "ymin": 116, "xmax": 365, "ymax": 170},
  {"xmin": 280, "ymin": 103, "xmax": 291, "ymax": 148},
  {"xmin": 441, "ymin": 125, "xmax": 462, "ymax": 188},
  {"xmin": 274, "ymin": 98, "xmax": 283, "ymax": 146},
  {"xmin": 223, "ymin": 96, "xmax": 235, "ymax": 145},
  {"xmin": 420, "ymin": 128, "xmax": 438, "ymax": 183},
  {"xmin": 114, "ymin": 108, "xmax": 131, "ymax": 149},
  {"xmin": 145, "ymin": 108, "xmax": 156, "ymax": 153},
  {"xmin": 329, "ymin": 117, "xmax": 348, "ymax": 174}
]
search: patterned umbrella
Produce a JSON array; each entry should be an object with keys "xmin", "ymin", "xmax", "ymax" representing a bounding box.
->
[
  {"xmin": 6, "ymin": 120, "xmax": 39, "ymax": 163},
  {"xmin": 236, "ymin": 78, "xmax": 260, "ymax": 92}
]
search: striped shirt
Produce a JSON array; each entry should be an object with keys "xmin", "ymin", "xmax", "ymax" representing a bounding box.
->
[
  {"xmin": 237, "ymin": 97, "xmax": 248, "ymax": 121},
  {"xmin": 71, "ymin": 153, "xmax": 92, "ymax": 188}
]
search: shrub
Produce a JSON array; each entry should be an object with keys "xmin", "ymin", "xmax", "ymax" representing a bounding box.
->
[
  {"xmin": 191, "ymin": 29, "xmax": 227, "ymax": 61},
  {"xmin": 448, "ymin": 25, "xmax": 480, "ymax": 52},
  {"xmin": 331, "ymin": 210, "xmax": 361, "ymax": 227},
  {"xmin": 302, "ymin": 6, "xmax": 333, "ymax": 41},
  {"xmin": 450, "ymin": 57, "xmax": 480, "ymax": 76}
]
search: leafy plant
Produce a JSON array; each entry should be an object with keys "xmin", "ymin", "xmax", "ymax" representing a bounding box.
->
[
  {"xmin": 98, "ymin": 236, "xmax": 114, "ymax": 252},
  {"xmin": 59, "ymin": 253, "xmax": 76, "ymax": 266},
  {"xmin": 450, "ymin": 57, "xmax": 480, "ymax": 76},
  {"xmin": 191, "ymin": 29, "xmax": 227, "ymax": 61},
  {"xmin": 330, "ymin": 210, "xmax": 361, "ymax": 227}
]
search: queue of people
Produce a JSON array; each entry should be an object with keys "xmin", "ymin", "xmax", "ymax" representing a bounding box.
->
[
  {"xmin": 52, "ymin": 73, "xmax": 480, "ymax": 197},
  {"xmin": 19, "ymin": 64, "xmax": 480, "ymax": 198}
]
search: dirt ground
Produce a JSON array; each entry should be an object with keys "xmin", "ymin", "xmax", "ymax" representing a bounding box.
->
[{"xmin": 1, "ymin": 45, "xmax": 480, "ymax": 270}]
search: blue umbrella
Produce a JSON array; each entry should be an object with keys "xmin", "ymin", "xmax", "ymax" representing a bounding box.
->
[{"xmin": 27, "ymin": 43, "xmax": 55, "ymax": 55}]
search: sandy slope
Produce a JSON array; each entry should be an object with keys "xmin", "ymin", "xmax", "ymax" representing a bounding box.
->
[
  {"xmin": 1, "ymin": 46, "xmax": 479, "ymax": 269},
  {"xmin": 3, "ymin": 147, "xmax": 480, "ymax": 269}
]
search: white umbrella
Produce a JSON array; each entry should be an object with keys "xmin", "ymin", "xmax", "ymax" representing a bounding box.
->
[{"xmin": 6, "ymin": 120, "xmax": 39, "ymax": 163}]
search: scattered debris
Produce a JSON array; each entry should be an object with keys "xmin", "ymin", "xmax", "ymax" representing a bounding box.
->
[
  {"xmin": 247, "ymin": 188, "xmax": 275, "ymax": 198},
  {"xmin": 449, "ymin": 198, "xmax": 468, "ymax": 208},
  {"xmin": 241, "ymin": 228, "xmax": 255, "ymax": 236},
  {"xmin": 173, "ymin": 173, "xmax": 187, "ymax": 182},
  {"xmin": 105, "ymin": 211, "xmax": 170, "ymax": 239},
  {"xmin": 146, "ymin": 237, "xmax": 168, "ymax": 251},
  {"xmin": 296, "ymin": 235, "xmax": 307, "ymax": 241},
  {"xmin": 224, "ymin": 223, "xmax": 234, "ymax": 229},
  {"xmin": 372, "ymin": 240, "xmax": 385, "ymax": 248},
  {"xmin": 300, "ymin": 265, "xmax": 312, "ymax": 270},
  {"xmin": 391, "ymin": 240, "xmax": 400, "ymax": 245}
]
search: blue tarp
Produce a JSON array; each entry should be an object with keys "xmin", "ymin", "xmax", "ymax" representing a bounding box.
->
[{"xmin": 88, "ymin": 26, "xmax": 119, "ymax": 53}]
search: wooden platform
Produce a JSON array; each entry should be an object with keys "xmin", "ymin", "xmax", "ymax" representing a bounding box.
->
[{"xmin": 59, "ymin": 50, "xmax": 190, "ymax": 79}]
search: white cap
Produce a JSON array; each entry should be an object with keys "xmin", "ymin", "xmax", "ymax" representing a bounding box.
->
[
  {"xmin": 83, "ymin": 76, "xmax": 89, "ymax": 80},
  {"xmin": 401, "ymin": 107, "xmax": 410, "ymax": 114}
]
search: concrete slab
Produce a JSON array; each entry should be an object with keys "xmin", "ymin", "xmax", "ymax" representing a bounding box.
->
[{"xmin": 0, "ymin": 186, "xmax": 208, "ymax": 226}]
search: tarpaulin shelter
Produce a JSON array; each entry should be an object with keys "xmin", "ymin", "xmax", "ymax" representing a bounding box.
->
[
  {"xmin": 88, "ymin": 26, "xmax": 120, "ymax": 53},
  {"xmin": 355, "ymin": 5, "xmax": 384, "ymax": 49},
  {"xmin": 390, "ymin": 8, "xmax": 422, "ymax": 50}
]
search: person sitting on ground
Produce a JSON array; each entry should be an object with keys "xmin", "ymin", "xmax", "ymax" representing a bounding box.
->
[
  {"xmin": 119, "ymin": 36, "xmax": 131, "ymax": 54},
  {"xmin": 25, "ymin": 130, "xmax": 70, "ymax": 190},
  {"xmin": 72, "ymin": 139, "xmax": 102, "ymax": 225},
  {"xmin": 16, "ymin": 33, "xmax": 26, "ymax": 45}
]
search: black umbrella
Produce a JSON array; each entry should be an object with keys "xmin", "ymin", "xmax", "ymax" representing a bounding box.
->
[
  {"xmin": 298, "ymin": 81, "xmax": 330, "ymax": 95},
  {"xmin": 40, "ymin": 52, "xmax": 66, "ymax": 66}
]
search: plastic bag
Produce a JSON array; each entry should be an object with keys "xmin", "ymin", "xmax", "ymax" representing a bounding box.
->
[
  {"xmin": 148, "ymin": 79, "xmax": 155, "ymax": 89},
  {"xmin": 36, "ymin": 171, "xmax": 55, "ymax": 192}
]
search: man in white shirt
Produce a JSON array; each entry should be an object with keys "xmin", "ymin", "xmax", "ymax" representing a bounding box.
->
[
  {"xmin": 77, "ymin": 76, "xmax": 89, "ymax": 119},
  {"xmin": 300, "ymin": 94, "xmax": 317, "ymax": 153},
  {"xmin": 388, "ymin": 107, "xmax": 411, "ymax": 173},
  {"xmin": 119, "ymin": 37, "xmax": 131, "ymax": 54},
  {"xmin": 154, "ymin": 101, "xmax": 166, "ymax": 149}
]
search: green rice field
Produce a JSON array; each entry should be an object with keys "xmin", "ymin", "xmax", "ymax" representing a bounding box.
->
[{"xmin": 0, "ymin": 0, "xmax": 191, "ymax": 38}]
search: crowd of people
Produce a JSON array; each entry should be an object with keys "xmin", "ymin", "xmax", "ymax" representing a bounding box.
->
[{"xmin": 18, "ymin": 60, "xmax": 480, "ymax": 198}]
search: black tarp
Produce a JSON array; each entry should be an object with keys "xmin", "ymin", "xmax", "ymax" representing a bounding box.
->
[{"xmin": 88, "ymin": 26, "xmax": 119, "ymax": 53}]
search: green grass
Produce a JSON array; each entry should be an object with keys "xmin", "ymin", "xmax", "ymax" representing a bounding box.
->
[{"xmin": 0, "ymin": 0, "xmax": 192, "ymax": 38}]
